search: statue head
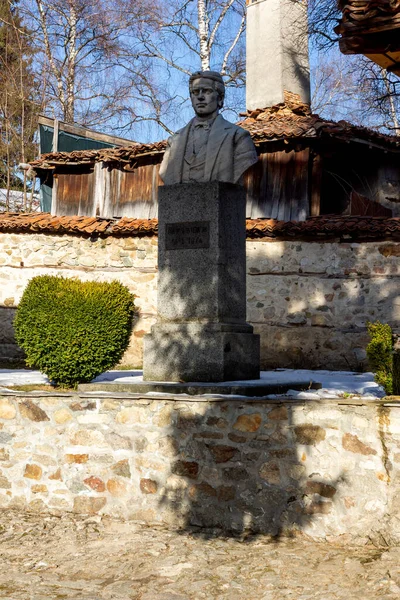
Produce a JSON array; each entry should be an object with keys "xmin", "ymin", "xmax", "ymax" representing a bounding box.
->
[{"xmin": 189, "ymin": 71, "xmax": 225, "ymax": 118}]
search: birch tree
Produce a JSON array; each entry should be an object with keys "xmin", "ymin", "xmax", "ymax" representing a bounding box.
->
[
  {"xmin": 142, "ymin": 0, "xmax": 246, "ymax": 80},
  {"xmin": 5, "ymin": 0, "xmax": 246, "ymax": 138},
  {"xmin": 357, "ymin": 59, "xmax": 400, "ymax": 135},
  {"xmin": 129, "ymin": 0, "xmax": 247, "ymax": 132},
  {"xmin": 18, "ymin": 0, "xmax": 156, "ymax": 125}
]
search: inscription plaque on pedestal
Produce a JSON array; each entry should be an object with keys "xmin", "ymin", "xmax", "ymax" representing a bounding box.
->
[{"xmin": 166, "ymin": 221, "xmax": 210, "ymax": 250}]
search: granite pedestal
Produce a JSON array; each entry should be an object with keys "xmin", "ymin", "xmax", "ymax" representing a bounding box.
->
[{"xmin": 143, "ymin": 182, "xmax": 260, "ymax": 382}]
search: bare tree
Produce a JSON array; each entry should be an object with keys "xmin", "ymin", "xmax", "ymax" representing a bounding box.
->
[
  {"xmin": 17, "ymin": 0, "xmax": 157, "ymax": 126},
  {"xmin": 9, "ymin": 0, "xmax": 245, "ymax": 138},
  {"xmin": 311, "ymin": 51, "xmax": 360, "ymax": 122},
  {"xmin": 307, "ymin": 0, "xmax": 341, "ymax": 50},
  {"xmin": 307, "ymin": 1, "xmax": 400, "ymax": 134},
  {"xmin": 0, "ymin": 0, "xmax": 41, "ymax": 208},
  {"xmin": 128, "ymin": 0, "xmax": 247, "ymax": 133},
  {"xmin": 140, "ymin": 0, "xmax": 246, "ymax": 81},
  {"xmin": 357, "ymin": 59, "xmax": 400, "ymax": 134}
]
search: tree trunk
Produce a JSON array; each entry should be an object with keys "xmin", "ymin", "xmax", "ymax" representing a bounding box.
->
[
  {"xmin": 197, "ymin": 0, "xmax": 210, "ymax": 70},
  {"xmin": 381, "ymin": 69, "xmax": 399, "ymax": 135},
  {"xmin": 65, "ymin": 1, "xmax": 77, "ymax": 122}
]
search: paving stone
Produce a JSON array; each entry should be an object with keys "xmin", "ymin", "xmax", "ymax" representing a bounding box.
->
[{"xmin": 0, "ymin": 509, "xmax": 398, "ymax": 599}]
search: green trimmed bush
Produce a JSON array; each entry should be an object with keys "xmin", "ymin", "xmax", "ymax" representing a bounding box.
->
[
  {"xmin": 14, "ymin": 276, "xmax": 135, "ymax": 388},
  {"xmin": 366, "ymin": 321, "xmax": 393, "ymax": 395}
]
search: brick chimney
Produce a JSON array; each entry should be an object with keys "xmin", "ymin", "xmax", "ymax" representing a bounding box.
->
[{"xmin": 246, "ymin": 0, "xmax": 311, "ymax": 110}]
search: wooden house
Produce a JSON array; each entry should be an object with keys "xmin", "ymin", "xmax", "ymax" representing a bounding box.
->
[
  {"xmin": 336, "ymin": 0, "xmax": 400, "ymax": 75},
  {"xmin": 30, "ymin": 93, "xmax": 400, "ymax": 221}
]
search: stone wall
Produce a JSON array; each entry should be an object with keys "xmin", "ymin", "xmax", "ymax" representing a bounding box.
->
[
  {"xmin": 0, "ymin": 391, "xmax": 399, "ymax": 543},
  {"xmin": 247, "ymin": 239, "xmax": 400, "ymax": 370},
  {"xmin": 0, "ymin": 232, "xmax": 158, "ymax": 367},
  {"xmin": 1, "ymin": 231, "xmax": 400, "ymax": 369}
]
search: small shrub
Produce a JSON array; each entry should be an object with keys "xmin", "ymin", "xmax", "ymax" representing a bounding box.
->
[
  {"xmin": 14, "ymin": 276, "xmax": 135, "ymax": 388},
  {"xmin": 366, "ymin": 321, "xmax": 393, "ymax": 395}
]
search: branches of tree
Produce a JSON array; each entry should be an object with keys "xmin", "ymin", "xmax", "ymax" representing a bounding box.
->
[
  {"xmin": 16, "ymin": 0, "xmax": 159, "ymax": 127},
  {"xmin": 307, "ymin": 0, "xmax": 400, "ymax": 135},
  {"xmin": 307, "ymin": 0, "xmax": 341, "ymax": 51},
  {"xmin": 357, "ymin": 59, "xmax": 400, "ymax": 133},
  {"xmin": 0, "ymin": 0, "xmax": 43, "ymax": 208},
  {"xmin": 1, "ymin": 0, "xmax": 399, "ymax": 194},
  {"xmin": 5, "ymin": 0, "xmax": 246, "ymax": 137},
  {"xmin": 127, "ymin": 0, "xmax": 247, "ymax": 131}
]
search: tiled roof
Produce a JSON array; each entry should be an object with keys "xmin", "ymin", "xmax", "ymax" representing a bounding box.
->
[
  {"xmin": 30, "ymin": 93, "xmax": 400, "ymax": 170},
  {"xmin": 238, "ymin": 91, "xmax": 318, "ymax": 142},
  {"xmin": 246, "ymin": 216, "xmax": 400, "ymax": 240},
  {"xmin": 0, "ymin": 213, "xmax": 158, "ymax": 236},
  {"xmin": 30, "ymin": 141, "xmax": 167, "ymax": 169},
  {"xmin": 238, "ymin": 92, "xmax": 400, "ymax": 148},
  {"xmin": 337, "ymin": 0, "xmax": 400, "ymax": 34},
  {"xmin": 2, "ymin": 212, "xmax": 400, "ymax": 241}
]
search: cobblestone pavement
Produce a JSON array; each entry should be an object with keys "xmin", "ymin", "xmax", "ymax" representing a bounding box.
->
[{"xmin": 0, "ymin": 510, "xmax": 400, "ymax": 600}]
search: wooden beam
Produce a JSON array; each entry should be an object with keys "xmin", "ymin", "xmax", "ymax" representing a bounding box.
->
[
  {"xmin": 387, "ymin": 61, "xmax": 400, "ymax": 75},
  {"xmin": 365, "ymin": 52, "xmax": 400, "ymax": 71},
  {"xmin": 38, "ymin": 116, "xmax": 135, "ymax": 147},
  {"xmin": 310, "ymin": 153, "xmax": 323, "ymax": 217},
  {"xmin": 337, "ymin": 18, "xmax": 400, "ymax": 38},
  {"xmin": 52, "ymin": 119, "xmax": 59, "ymax": 152},
  {"xmin": 339, "ymin": 30, "xmax": 400, "ymax": 55}
]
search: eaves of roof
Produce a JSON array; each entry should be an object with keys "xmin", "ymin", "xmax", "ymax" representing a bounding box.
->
[
  {"xmin": 30, "ymin": 94, "xmax": 400, "ymax": 171},
  {"xmin": 2, "ymin": 212, "xmax": 400, "ymax": 242},
  {"xmin": 30, "ymin": 141, "xmax": 167, "ymax": 170},
  {"xmin": 337, "ymin": 0, "xmax": 400, "ymax": 35}
]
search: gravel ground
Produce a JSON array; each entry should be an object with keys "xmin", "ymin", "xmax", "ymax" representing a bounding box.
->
[{"xmin": 0, "ymin": 510, "xmax": 399, "ymax": 599}]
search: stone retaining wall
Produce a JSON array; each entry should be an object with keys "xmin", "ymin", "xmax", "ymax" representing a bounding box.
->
[
  {"xmin": 1, "ymin": 231, "xmax": 400, "ymax": 369},
  {"xmin": 0, "ymin": 392, "xmax": 399, "ymax": 543},
  {"xmin": 0, "ymin": 232, "xmax": 158, "ymax": 367},
  {"xmin": 247, "ymin": 239, "xmax": 400, "ymax": 370}
]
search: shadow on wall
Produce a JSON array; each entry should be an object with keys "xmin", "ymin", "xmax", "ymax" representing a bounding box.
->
[
  {"xmin": 246, "ymin": 237, "xmax": 400, "ymax": 371},
  {"xmin": 285, "ymin": 47, "xmax": 310, "ymax": 104},
  {"xmin": 0, "ymin": 307, "xmax": 25, "ymax": 365},
  {"xmin": 157, "ymin": 400, "xmax": 344, "ymax": 538},
  {"xmin": 144, "ymin": 248, "xmax": 256, "ymax": 381}
]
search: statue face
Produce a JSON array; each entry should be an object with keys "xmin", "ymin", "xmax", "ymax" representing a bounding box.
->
[{"xmin": 190, "ymin": 78, "xmax": 220, "ymax": 118}]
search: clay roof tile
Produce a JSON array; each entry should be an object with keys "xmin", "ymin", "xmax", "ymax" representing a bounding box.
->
[
  {"xmin": 30, "ymin": 93, "xmax": 399, "ymax": 171},
  {"xmin": 1, "ymin": 212, "xmax": 400, "ymax": 240}
]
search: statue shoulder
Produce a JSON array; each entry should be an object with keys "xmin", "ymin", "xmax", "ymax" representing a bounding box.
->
[
  {"xmin": 218, "ymin": 115, "xmax": 253, "ymax": 139},
  {"xmin": 234, "ymin": 123, "xmax": 253, "ymax": 140}
]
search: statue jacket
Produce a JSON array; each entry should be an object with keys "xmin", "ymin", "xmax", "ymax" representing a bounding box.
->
[{"xmin": 159, "ymin": 114, "xmax": 258, "ymax": 185}]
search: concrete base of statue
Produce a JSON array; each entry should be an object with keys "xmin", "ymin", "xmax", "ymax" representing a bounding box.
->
[{"xmin": 143, "ymin": 182, "xmax": 260, "ymax": 382}]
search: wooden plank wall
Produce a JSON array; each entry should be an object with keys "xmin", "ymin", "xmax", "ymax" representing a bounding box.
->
[
  {"xmin": 245, "ymin": 147, "xmax": 310, "ymax": 220},
  {"xmin": 54, "ymin": 168, "xmax": 95, "ymax": 216},
  {"xmin": 53, "ymin": 147, "xmax": 312, "ymax": 221},
  {"xmin": 111, "ymin": 164, "xmax": 161, "ymax": 219}
]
